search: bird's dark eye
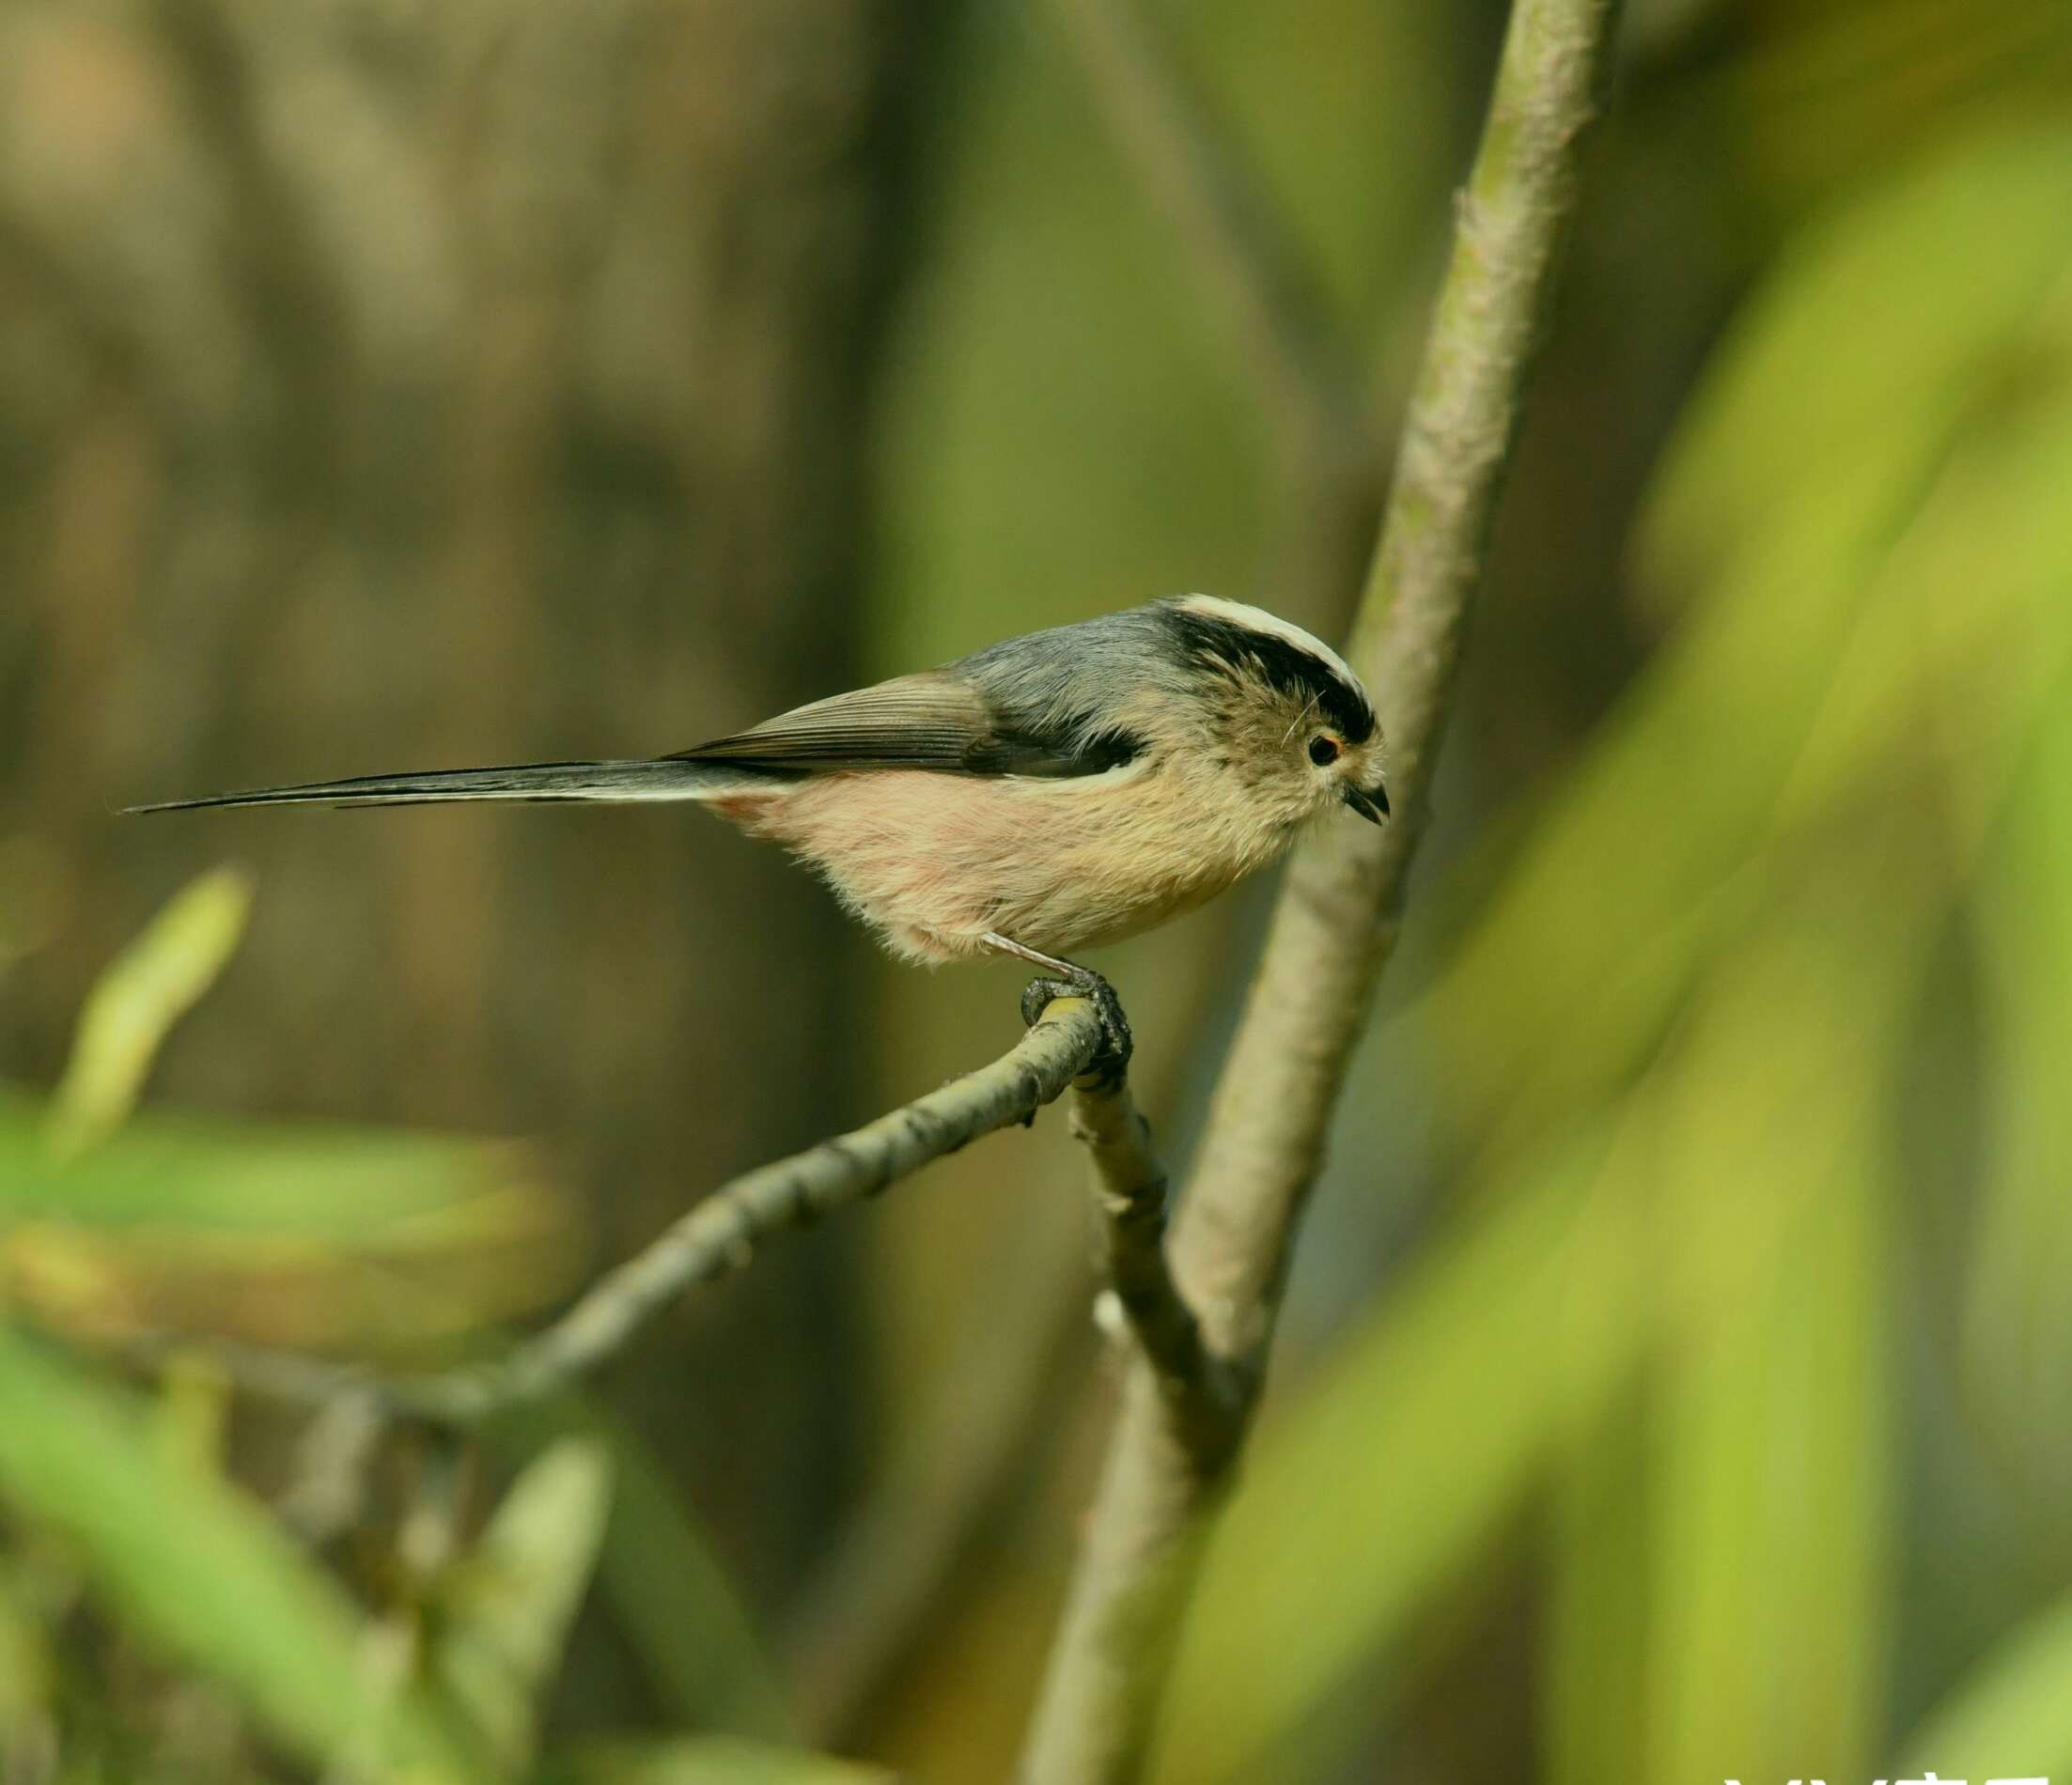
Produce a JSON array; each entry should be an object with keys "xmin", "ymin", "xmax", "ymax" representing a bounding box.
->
[{"xmin": 1307, "ymin": 735, "xmax": 1341, "ymax": 767}]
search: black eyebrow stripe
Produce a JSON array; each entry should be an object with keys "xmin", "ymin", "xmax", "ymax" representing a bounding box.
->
[{"xmin": 1159, "ymin": 609, "xmax": 1375, "ymax": 743}]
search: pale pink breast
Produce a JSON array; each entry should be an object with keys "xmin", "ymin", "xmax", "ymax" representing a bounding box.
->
[{"xmin": 734, "ymin": 767, "xmax": 1271, "ymax": 962}]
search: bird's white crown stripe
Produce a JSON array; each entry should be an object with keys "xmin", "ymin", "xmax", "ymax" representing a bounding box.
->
[{"xmin": 1172, "ymin": 595, "xmax": 1362, "ymax": 696}]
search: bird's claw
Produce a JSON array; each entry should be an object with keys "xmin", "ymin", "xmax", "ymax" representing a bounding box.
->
[{"xmin": 1020, "ymin": 970, "xmax": 1133, "ymax": 1089}]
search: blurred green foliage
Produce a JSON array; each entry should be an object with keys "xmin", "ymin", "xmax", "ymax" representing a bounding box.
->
[
  {"xmin": 0, "ymin": 878, "xmax": 840, "ymax": 1780},
  {"xmin": 0, "ymin": 869, "xmax": 580, "ymax": 1355},
  {"xmin": 0, "ymin": 1325, "xmax": 474, "ymax": 1780},
  {"xmin": 1147, "ymin": 105, "xmax": 2072, "ymax": 1784}
]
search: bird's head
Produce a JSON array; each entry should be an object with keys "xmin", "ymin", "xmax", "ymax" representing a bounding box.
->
[{"xmin": 1157, "ymin": 596, "xmax": 1390, "ymax": 829}]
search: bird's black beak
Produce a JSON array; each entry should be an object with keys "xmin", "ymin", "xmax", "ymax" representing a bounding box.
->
[{"xmin": 1343, "ymin": 780, "xmax": 1390, "ymax": 825}]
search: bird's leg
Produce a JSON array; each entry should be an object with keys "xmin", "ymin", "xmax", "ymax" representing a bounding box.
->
[{"xmin": 983, "ymin": 930, "xmax": 1133, "ymax": 1085}]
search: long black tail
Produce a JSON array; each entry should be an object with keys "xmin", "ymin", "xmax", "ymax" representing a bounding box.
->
[{"xmin": 128, "ymin": 758, "xmax": 769, "ymax": 814}]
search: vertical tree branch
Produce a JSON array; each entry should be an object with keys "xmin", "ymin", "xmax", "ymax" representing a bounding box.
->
[{"xmin": 1020, "ymin": 2, "xmax": 1624, "ymax": 1778}]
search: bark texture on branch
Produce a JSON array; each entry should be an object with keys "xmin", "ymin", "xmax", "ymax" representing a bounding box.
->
[
  {"xmin": 1067, "ymin": 1058, "xmax": 1238, "ymax": 1461},
  {"xmin": 404, "ymin": 996, "xmax": 1113, "ymax": 1423},
  {"xmin": 1021, "ymin": 2, "xmax": 1625, "ymax": 1777}
]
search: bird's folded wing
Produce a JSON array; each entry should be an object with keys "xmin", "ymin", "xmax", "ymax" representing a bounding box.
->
[{"xmin": 669, "ymin": 675, "xmax": 1140, "ymax": 779}]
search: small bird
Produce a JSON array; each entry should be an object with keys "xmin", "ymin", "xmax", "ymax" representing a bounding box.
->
[{"xmin": 134, "ymin": 596, "xmax": 1387, "ymax": 1042}]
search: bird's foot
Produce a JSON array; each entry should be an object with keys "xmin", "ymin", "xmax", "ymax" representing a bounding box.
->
[
  {"xmin": 1018, "ymin": 967, "xmax": 1133, "ymax": 1089},
  {"xmin": 982, "ymin": 931, "xmax": 1134, "ymax": 1091}
]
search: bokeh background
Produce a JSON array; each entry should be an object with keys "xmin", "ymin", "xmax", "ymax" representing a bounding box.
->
[{"xmin": 4, "ymin": 0, "xmax": 2072, "ymax": 1780}]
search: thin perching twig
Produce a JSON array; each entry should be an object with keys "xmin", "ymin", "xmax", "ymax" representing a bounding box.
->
[
  {"xmin": 1066, "ymin": 1066, "xmax": 1237, "ymax": 1454},
  {"xmin": 143, "ymin": 996, "xmax": 1113, "ymax": 1428},
  {"xmin": 784, "ymin": 985, "xmax": 1221, "ymax": 1744},
  {"xmin": 1020, "ymin": 1, "xmax": 1625, "ymax": 1778}
]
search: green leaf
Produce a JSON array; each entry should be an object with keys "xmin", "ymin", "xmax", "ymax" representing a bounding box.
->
[
  {"xmin": 541, "ymin": 1735, "xmax": 891, "ymax": 1785},
  {"xmin": 1780, "ymin": 341, "xmax": 2072, "ymax": 831},
  {"xmin": 589, "ymin": 1416, "xmax": 795, "ymax": 1741},
  {"xmin": 431, "ymin": 1437, "xmax": 614, "ymax": 1769},
  {"xmin": 1894, "ymin": 1591, "xmax": 2072, "ymax": 1783},
  {"xmin": 45, "ymin": 868, "xmax": 254, "ymax": 1159},
  {"xmin": 0, "ymin": 1090, "xmax": 580, "ymax": 1353},
  {"xmin": 1149, "ymin": 1117, "xmax": 1649, "ymax": 1785},
  {"xmin": 1638, "ymin": 120, "xmax": 2072, "ymax": 600},
  {"xmin": 0, "ymin": 1325, "xmax": 472, "ymax": 1779},
  {"xmin": 1961, "ymin": 673, "xmax": 2072, "ymax": 1490},
  {"xmin": 1542, "ymin": 1398, "xmax": 1651, "ymax": 1785},
  {"xmin": 1643, "ymin": 1027, "xmax": 1893, "ymax": 1784},
  {"xmin": 485, "ymin": 1402, "xmax": 792, "ymax": 1742},
  {"xmin": 1622, "ymin": 860, "xmax": 1936, "ymax": 1785},
  {"xmin": 1418, "ymin": 118, "xmax": 2072, "ymax": 1155},
  {"xmin": 0, "ymin": 1560, "xmax": 55, "ymax": 1731}
]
